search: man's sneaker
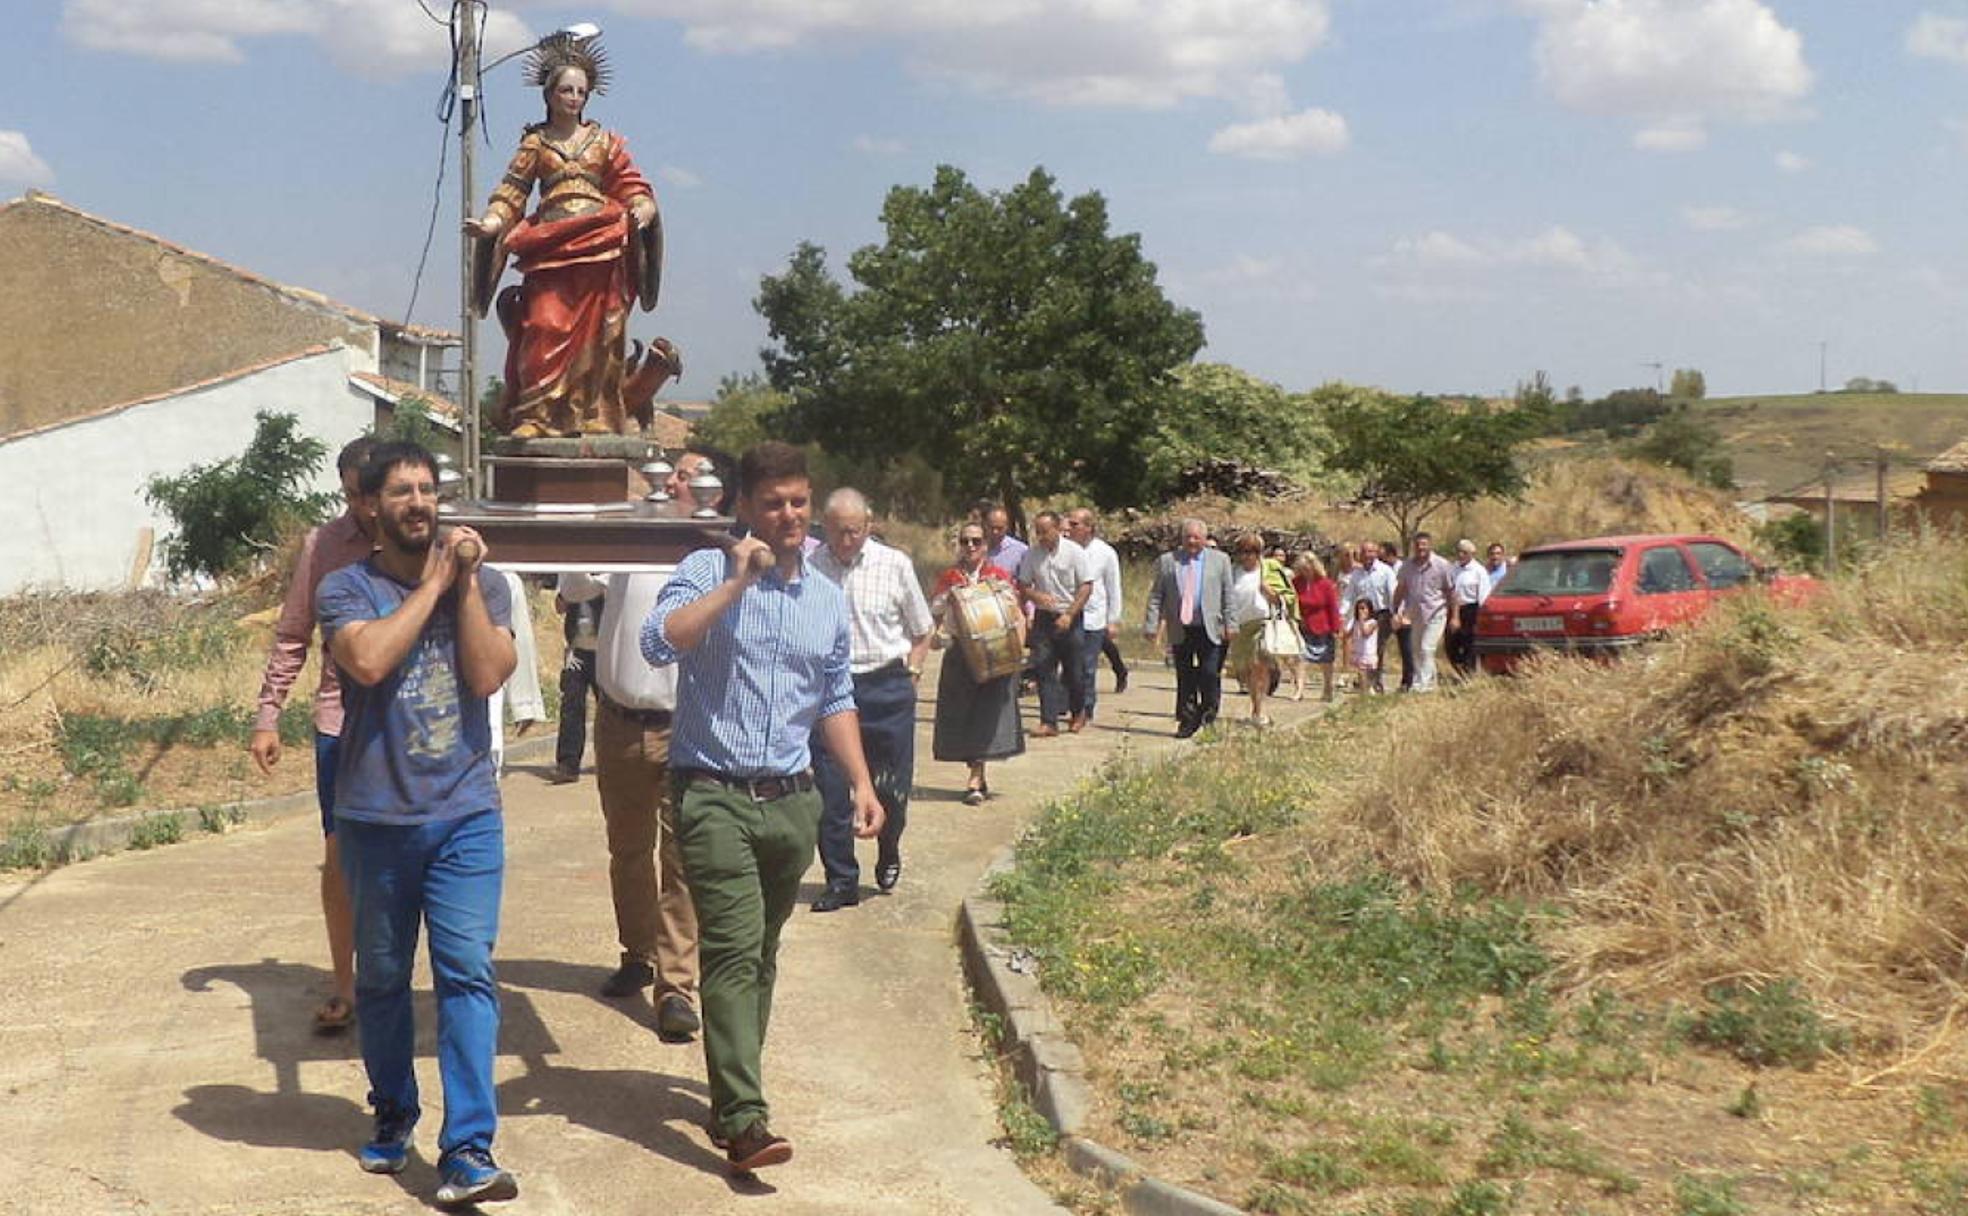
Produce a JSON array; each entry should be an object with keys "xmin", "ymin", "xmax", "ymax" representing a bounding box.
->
[
  {"xmin": 434, "ymin": 1146, "xmax": 518, "ymax": 1207},
  {"xmin": 357, "ymin": 1105, "xmax": 418, "ymax": 1175},
  {"xmin": 656, "ymin": 992, "xmax": 701, "ymax": 1043},
  {"xmin": 724, "ymin": 1121, "xmax": 793, "ymax": 1174}
]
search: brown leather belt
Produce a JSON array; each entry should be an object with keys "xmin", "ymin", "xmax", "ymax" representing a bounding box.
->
[{"xmin": 678, "ymin": 769, "xmax": 816, "ymax": 803}]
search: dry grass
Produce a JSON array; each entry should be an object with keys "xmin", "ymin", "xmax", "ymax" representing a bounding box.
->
[
  {"xmin": 1444, "ymin": 454, "xmax": 1750, "ymax": 551},
  {"xmin": 996, "ymin": 536, "xmax": 1968, "ymax": 1213},
  {"xmin": 1293, "ymin": 534, "xmax": 1968, "ymax": 1053},
  {"xmin": 0, "ymin": 583, "xmax": 568, "ymax": 839}
]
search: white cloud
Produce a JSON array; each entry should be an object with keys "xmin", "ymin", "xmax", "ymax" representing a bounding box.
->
[
  {"xmin": 1393, "ymin": 230, "xmax": 1489, "ymax": 268},
  {"xmin": 1907, "ymin": 13, "xmax": 1968, "ymax": 64},
  {"xmin": 1781, "ymin": 226, "xmax": 1878, "ymax": 257},
  {"xmin": 1681, "ymin": 205, "xmax": 1749, "ymax": 231},
  {"xmin": 605, "ymin": 0, "xmax": 1334, "ymax": 111},
  {"xmin": 0, "ymin": 131, "xmax": 55, "ymax": 188},
  {"xmin": 1386, "ymin": 225, "xmax": 1640, "ymax": 278},
  {"xmin": 657, "ymin": 164, "xmax": 703, "ymax": 189},
  {"xmin": 1518, "ymin": 0, "xmax": 1812, "ymax": 146},
  {"xmin": 1207, "ymin": 108, "xmax": 1349, "ymax": 160},
  {"xmin": 62, "ymin": 0, "xmax": 533, "ymax": 78},
  {"xmin": 1774, "ymin": 149, "xmax": 1812, "ymax": 173},
  {"xmin": 1634, "ymin": 122, "xmax": 1706, "ymax": 152},
  {"xmin": 850, "ymin": 134, "xmax": 908, "ymax": 156}
]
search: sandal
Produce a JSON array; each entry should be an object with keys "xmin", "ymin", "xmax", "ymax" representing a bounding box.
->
[{"xmin": 314, "ymin": 995, "xmax": 355, "ymax": 1034}]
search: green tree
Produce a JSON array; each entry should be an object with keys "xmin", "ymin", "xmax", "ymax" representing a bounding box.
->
[
  {"xmin": 756, "ymin": 165, "xmax": 1205, "ymax": 526},
  {"xmin": 373, "ymin": 393, "xmax": 451, "ymax": 450},
  {"xmin": 1139, "ymin": 363, "xmax": 1322, "ymax": 501},
  {"xmin": 1318, "ymin": 387, "xmax": 1543, "ymax": 543},
  {"xmin": 1631, "ymin": 405, "xmax": 1735, "ymax": 490},
  {"xmin": 146, "ymin": 411, "xmax": 336, "ymax": 582},
  {"xmin": 1669, "ymin": 367, "xmax": 1707, "ymax": 399},
  {"xmin": 694, "ymin": 373, "xmax": 788, "ymax": 457}
]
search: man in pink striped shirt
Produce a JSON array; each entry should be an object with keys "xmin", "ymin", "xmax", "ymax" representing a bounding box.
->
[{"xmin": 247, "ymin": 435, "xmax": 378, "ymax": 1032}]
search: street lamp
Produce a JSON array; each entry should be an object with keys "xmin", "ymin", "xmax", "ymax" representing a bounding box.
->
[{"xmin": 455, "ymin": 11, "xmax": 602, "ymax": 498}]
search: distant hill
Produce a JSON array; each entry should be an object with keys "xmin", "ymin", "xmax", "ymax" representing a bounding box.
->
[{"xmin": 1692, "ymin": 392, "xmax": 1968, "ymax": 497}]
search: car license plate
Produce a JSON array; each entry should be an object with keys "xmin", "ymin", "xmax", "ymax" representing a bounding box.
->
[{"xmin": 1515, "ymin": 616, "xmax": 1564, "ymax": 633}]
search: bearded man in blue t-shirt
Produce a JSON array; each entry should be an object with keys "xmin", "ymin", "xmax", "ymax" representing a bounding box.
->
[{"xmin": 317, "ymin": 441, "xmax": 520, "ymax": 1208}]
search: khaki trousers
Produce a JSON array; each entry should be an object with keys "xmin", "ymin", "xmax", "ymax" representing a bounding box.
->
[{"xmin": 593, "ymin": 699, "xmax": 700, "ymax": 998}]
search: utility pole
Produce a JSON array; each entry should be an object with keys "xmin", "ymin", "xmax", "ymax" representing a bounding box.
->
[
  {"xmin": 456, "ymin": 0, "xmax": 481, "ymax": 499},
  {"xmin": 1876, "ymin": 447, "xmax": 1889, "ymax": 544},
  {"xmin": 1822, "ymin": 453, "xmax": 1836, "ymax": 578}
]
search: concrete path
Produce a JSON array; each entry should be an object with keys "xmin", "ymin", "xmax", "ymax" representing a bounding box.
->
[{"xmin": 0, "ymin": 654, "xmax": 1327, "ymax": 1215}]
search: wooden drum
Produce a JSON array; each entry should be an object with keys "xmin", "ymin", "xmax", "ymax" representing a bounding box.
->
[{"xmin": 947, "ymin": 581, "xmax": 1026, "ymax": 682}]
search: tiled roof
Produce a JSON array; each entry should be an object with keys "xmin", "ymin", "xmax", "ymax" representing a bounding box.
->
[
  {"xmin": 348, "ymin": 371, "xmax": 460, "ymax": 416},
  {"xmin": 1927, "ymin": 440, "xmax": 1968, "ymax": 475}
]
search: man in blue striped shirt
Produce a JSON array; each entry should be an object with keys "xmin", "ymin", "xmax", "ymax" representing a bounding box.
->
[{"xmin": 641, "ymin": 441, "xmax": 883, "ymax": 1175}]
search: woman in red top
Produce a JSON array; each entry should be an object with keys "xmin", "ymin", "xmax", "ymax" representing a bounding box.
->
[
  {"xmin": 930, "ymin": 522, "xmax": 1026, "ymax": 804},
  {"xmin": 1293, "ymin": 552, "xmax": 1342, "ymax": 703}
]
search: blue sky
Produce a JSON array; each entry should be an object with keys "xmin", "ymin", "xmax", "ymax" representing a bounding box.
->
[{"xmin": 7, "ymin": 1, "xmax": 1968, "ymax": 400}]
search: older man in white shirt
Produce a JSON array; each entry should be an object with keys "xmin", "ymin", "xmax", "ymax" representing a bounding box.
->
[
  {"xmin": 1065, "ymin": 509, "xmax": 1126, "ymax": 720},
  {"xmin": 808, "ymin": 488, "xmax": 934, "ymax": 910},
  {"xmin": 1450, "ymin": 538, "xmax": 1492, "ymax": 677}
]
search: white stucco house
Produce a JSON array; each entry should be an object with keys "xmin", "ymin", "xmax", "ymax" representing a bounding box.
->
[{"xmin": 0, "ymin": 192, "xmax": 460, "ymax": 595}]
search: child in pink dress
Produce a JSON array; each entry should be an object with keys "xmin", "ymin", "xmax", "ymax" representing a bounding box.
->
[{"xmin": 1346, "ymin": 598, "xmax": 1383, "ymax": 694}]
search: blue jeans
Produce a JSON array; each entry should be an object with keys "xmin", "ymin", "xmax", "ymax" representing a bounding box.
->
[
  {"xmin": 314, "ymin": 731, "xmax": 340, "ymax": 836},
  {"xmin": 1031, "ymin": 611, "xmax": 1086, "ymax": 727},
  {"xmin": 1078, "ymin": 627, "xmax": 1106, "ymax": 720},
  {"xmin": 337, "ymin": 809, "xmax": 505, "ymax": 1158}
]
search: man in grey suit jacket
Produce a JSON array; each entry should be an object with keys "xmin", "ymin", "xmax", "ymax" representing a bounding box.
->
[{"xmin": 1141, "ymin": 518, "xmax": 1235, "ymax": 738}]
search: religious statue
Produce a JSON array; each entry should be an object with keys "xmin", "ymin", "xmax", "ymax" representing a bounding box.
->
[{"xmin": 467, "ymin": 34, "xmax": 681, "ymax": 438}]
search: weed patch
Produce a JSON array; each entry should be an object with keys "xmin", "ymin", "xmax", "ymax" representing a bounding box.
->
[
  {"xmin": 1689, "ymin": 979, "xmax": 1847, "ymax": 1069},
  {"xmin": 127, "ymin": 812, "xmax": 184, "ymax": 851}
]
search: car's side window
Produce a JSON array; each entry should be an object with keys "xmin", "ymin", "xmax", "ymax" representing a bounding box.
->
[
  {"xmin": 1689, "ymin": 541, "xmax": 1753, "ymax": 590},
  {"xmin": 1637, "ymin": 546, "xmax": 1696, "ymax": 595}
]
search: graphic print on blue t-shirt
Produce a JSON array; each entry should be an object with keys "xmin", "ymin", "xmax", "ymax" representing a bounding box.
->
[{"xmin": 317, "ymin": 559, "xmax": 513, "ymax": 824}]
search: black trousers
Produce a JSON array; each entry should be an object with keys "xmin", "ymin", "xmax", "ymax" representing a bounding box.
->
[
  {"xmin": 1394, "ymin": 618, "xmax": 1416, "ymax": 690},
  {"xmin": 1172, "ymin": 622, "xmax": 1225, "ymax": 730},
  {"xmin": 1449, "ymin": 602, "xmax": 1481, "ymax": 676},
  {"xmin": 1101, "ymin": 635, "xmax": 1128, "ymax": 681},
  {"xmin": 813, "ymin": 664, "xmax": 916, "ymax": 889},
  {"xmin": 556, "ymin": 646, "xmax": 596, "ymax": 771}
]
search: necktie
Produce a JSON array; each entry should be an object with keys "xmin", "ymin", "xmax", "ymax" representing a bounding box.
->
[{"xmin": 1179, "ymin": 556, "xmax": 1198, "ymax": 626}]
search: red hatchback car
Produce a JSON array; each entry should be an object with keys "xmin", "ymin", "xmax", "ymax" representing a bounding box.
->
[{"xmin": 1474, "ymin": 533, "xmax": 1805, "ymax": 673}]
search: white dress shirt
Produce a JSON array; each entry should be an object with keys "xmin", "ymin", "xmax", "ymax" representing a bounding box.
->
[
  {"xmin": 558, "ymin": 570, "xmax": 679, "ymax": 710},
  {"xmin": 809, "ymin": 537, "xmax": 934, "ymax": 674},
  {"xmin": 1080, "ymin": 536, "xmax": 1123, "ymax": 631},
  {"xmin": 1453, "ymin": 559, "xmax": 1492, "ymax": 607}
]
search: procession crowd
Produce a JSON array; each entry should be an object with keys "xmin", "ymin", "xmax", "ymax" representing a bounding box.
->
[{"xmin": 251, "ymin": 432, "xmax": 1515, "ymax": 1207}]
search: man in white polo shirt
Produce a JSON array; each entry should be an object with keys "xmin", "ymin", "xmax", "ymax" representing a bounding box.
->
[
  {"xmin": 808, "ymin": 488, "xmax": 934, "ymax": 910},
  {"xmin": 1017, "ymin": 510, "xmax": 1094, "ymax": 737}
]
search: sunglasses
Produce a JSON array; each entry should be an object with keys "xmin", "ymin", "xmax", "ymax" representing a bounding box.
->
[{"xmin": 958, "ymin": 537, "xmax": 985, "ymax": 547}]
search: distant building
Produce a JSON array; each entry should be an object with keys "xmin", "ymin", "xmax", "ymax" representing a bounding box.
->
[
  {"xmin": 1914, "ymin": 440, "xmax": 1968, "ymax": 528},
  {"xmin": 0, "ymin": 191, "xmax": 460, "ymax": 594}
]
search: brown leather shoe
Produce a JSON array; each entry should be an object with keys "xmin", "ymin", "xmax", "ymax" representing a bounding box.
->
[
  {"xmin": 1031, "ymin": 724, "xmax": 1059, "ymax": 738},
  {"xmin": 724, "ymin": 1121, "xmax": 793, "ymax": 1174},
  {"xmin": 1068, "ymin": 713, "xmax": 1088, "ymax": 733}
]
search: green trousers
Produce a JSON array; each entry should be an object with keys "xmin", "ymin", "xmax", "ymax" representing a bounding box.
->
[{"xmin": 673, "ymin": 777, "xmax": 821, "ymax": 1136}]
